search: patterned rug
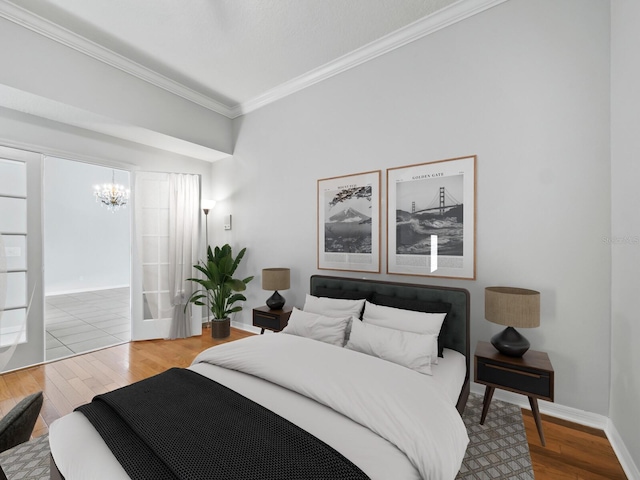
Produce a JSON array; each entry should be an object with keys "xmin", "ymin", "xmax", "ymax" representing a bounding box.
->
[
  {"xmin": 457, "ymin": 393, "xmax": 534, "ymax": 479},
  {"xmin": 0, "ymin": 394, "xmax": 533, "ymax": 480},
  {"xmin": 0, "ymin": 433, "xmax": 49, "ymax": 480}
]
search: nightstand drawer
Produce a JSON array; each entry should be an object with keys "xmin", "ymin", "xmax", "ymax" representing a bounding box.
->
[
  {"xmin": 252, "ymin": 306, "xmax": 292, "ymax": 333},
  {"xmin": 477, "ymin": 359, "xmax": 551, "ymax": 399},
  {"xmin": 253, "ymin": 312, "xmax": 282, "ymax": 330}
]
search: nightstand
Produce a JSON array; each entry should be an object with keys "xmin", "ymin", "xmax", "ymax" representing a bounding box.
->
[
  {"xmin": 474, "ymin": 341, "xmax": 554, "ymax": 446},
  {"xmin": 252, "ymin": 306, "xmax": 292, "ymax": 334}
]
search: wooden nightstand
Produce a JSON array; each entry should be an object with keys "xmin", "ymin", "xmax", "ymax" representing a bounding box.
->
[
  {"xmin": 474, "ymin": 341, "xmax": 554, "ymax": 446},
  {"xmin": 252, "ymin": 306, "xmax": 292, "ymax": 334}
]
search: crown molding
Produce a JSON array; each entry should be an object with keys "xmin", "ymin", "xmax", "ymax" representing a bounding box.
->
[
  {"xmin": 1, "ymin": 0, "xmax": 508, "ymax": 120},
  {"xmin": 234, "ymin": 0, "xmax": 509, "ymax": 117},
  {"xmin": 0, "ymin": 0, "xmax": 234, "ymax": 118}
]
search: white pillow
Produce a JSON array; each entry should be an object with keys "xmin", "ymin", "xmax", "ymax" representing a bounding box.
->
[
  {"xmin": 362, "ymin": 301, "xmax": 446, "ymax": 363},
  {"xmin": 345, "ymin": 320, "xmax": 435, "ymax": 375},
  {"xmin": 282, "ymin": 307, "xmax": 352, "ymax": 347},
  {"xmin": 303, "ymin": 295, "xmax": 365, "ymax": 343},
  {"xmin": 303, "ymin": 294, "xmax": 365, "ymax": 318}
]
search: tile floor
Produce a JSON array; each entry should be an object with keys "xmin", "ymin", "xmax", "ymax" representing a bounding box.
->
[{"xmin": 45, "ymin": 287, "xmax": 131, "ymax": 361}]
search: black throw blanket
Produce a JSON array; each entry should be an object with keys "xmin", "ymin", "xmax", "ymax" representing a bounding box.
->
[{"xmin": 76, "ymin": 368, "xmax": 369, "ymax": 480}]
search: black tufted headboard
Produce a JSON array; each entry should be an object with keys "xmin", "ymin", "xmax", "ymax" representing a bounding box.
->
[{"xmin": 310, "ymin": 275, "xmax": 470, "ymax": 413}]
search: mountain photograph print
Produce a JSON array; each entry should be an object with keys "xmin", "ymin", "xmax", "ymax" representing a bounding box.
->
[
  {"xmin": 387, "ymin": 156, "xmax": 476, "ymax": 280},
  {"xmin": 317, "ymin": 171, "xmax": 380, "ymax": 273}
]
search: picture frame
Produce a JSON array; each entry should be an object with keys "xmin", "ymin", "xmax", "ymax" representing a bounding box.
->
[
  {"xmin": 317, "ymin": 170, "xmax": 381, "ymax": 273},
  {"xmin": 387, "ymin": 155, "xmax": 476, "ymax": 279}
]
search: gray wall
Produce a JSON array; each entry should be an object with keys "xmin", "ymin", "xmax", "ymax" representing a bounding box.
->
[
  {"xmin": 214, "ymin": 0, "xmax": 613, "ymax": 416},
  {"xmin": 611, "ymin": 0, "xmax": 640, "ymax": 470}
]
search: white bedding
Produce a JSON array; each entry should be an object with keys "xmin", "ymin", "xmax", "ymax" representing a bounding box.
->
[
  {"xmin": 433, "ymin": 348, "xmax": 467, "ymax": 404},
  {"xmin": 50, "ymin": 334, "xmax": 468, "ymax": 480}
]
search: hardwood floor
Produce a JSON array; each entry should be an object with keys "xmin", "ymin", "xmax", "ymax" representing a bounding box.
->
[
  {"xmin": 523, "ymin": 410, "xmax": 627, "ymax": 479},
  {"xmin": 0, "ymin": 327, "xmax": 253, "ymax": 438},
  {"xmin": 0, "ymin": 327, "xmax": 628, "ymax": 479}
]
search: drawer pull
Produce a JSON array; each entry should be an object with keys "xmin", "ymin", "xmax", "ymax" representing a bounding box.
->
[{"xmin": 486, "ymin": 364, "xmax": 541, "ymax": 378}]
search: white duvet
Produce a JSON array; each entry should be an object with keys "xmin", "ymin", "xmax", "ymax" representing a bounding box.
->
[
  {"xmin": 50, "ymin": 334, "xmax": 468, "ymax": 480},
  {"xmin": 193, "ymin": 333, "xmax": 469, "ymax": 480}
]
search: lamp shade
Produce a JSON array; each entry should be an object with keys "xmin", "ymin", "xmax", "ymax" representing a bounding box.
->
[
  {"xmin": 262, "ymin": 268, "xmax": 290, "ymax": 291},
  {"xmin": 202, "ymin": 199, "xmax": 216, "ymax": 213},
  {"xmin": 485, "ymin": 286, "xmax": 540, "ymax": 328}
]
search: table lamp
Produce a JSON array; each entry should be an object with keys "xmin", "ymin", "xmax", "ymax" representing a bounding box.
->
[
  {"xmin": 485, "ymin": 286, "xmax": 540, "ymax": 357},
  {"xmin": 262, "ymin": 268, "xmax": 290, "ymax": 310}
]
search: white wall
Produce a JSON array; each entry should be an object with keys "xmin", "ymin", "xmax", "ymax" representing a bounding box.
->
[
  {"xmin": 44, "ymin": 157, "xmax": 130, "ymax": 295},
  {"xmin": 215, "ymin": 0, "xmax": 612, "ymax": 416},
  {"xmin": 611, "ymin": 0, "xmax": 640, "ymax": 472}
]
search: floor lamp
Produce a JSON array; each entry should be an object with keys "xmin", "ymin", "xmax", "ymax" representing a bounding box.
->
[{"xmin": 201, "ymin": 200, "xmax": 216, "ymax": 326}]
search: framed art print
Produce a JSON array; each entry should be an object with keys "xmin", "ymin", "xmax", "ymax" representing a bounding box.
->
[
  {"xmin": 317, "ymin": 170, "xmax": 381, "ymax": 273},
  {"xmin": 387, "ymin": 156, "xmax": 476, "ymax": 279}
]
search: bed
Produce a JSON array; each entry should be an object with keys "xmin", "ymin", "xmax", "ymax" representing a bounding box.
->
[{"xmin": 49, "ymin": 275, "xmax": 471, "ymax": 480}]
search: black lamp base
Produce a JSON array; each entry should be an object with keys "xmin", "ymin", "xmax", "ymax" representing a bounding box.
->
[
  {"xmin": 491, "ymin": 326, "xmax": 530, "ymax": 357},
  {"xmin": 266, "ymin": 291, "xmax": 285, "ymax": 310}
]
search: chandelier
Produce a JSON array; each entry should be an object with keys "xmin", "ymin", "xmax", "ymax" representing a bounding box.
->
[{"xmin": 93, "ymin": 170, "xmax": 130, "ymax": 212}]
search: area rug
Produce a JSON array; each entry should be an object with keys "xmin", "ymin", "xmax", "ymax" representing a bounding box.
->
[
  {"xmin": 456, "ymin": 393, "xmax": 534, "ymax": 479},
  {"xmin": 0, "ymin": 394, "xmax": 533, "ymax": 480},
  {"xmin": 0, "ymin": 433, "xmax": 49, "ymax": 480}
]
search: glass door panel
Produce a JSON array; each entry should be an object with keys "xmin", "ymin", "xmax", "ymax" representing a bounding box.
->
[
  {"xmin": 0, "ymin": 158, "xmax": 27, "ymax": 196},
  {"xmin": 0, "ymin": 309, "xmax": 27, "ymax": 347},
  {"xmin": 2, "ymin": 235, "xmax": 27, "ymax": 271},
  {"xmin": 4, "ymin": 272, "xmax": 27, "ymax": 308},
  {"xmin": 0, "ymin": 198, "xmax": 27, "ymax": 233}
]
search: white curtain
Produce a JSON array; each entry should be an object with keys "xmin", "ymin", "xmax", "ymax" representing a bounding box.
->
[{"xmin": 167, "ymin": 174, "xmax": 200, "ymax": 339}]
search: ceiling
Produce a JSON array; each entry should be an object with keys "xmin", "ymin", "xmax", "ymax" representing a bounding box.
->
[
  {"xmin": 0, "ymin": 0, "xmax": 503, "ymax": 159},
  {"xmin": 1, "ymin": 0, "xmax": 488, "ymax": 115}
]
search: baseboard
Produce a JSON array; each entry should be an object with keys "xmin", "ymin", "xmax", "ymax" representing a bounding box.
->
[
  {"xmin": 605, "ymin": 419, "xmax": 640, "ymax": 480},
  {"xmin": 470, "ymin": 383, "xmax": 608, "ymax": 429},
  {"xmin": 470, "ymin": 383, "xmax": 640, "ymax": 479},
  {"xmin": 231, "ymin": 320, "xmax": 261, "ymax": 335},
  {"xmin": 46, "ymin": 284, "xmax": 130, "ymax": 296}
]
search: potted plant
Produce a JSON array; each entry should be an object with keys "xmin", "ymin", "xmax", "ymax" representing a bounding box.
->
[{"xmin": 186, "ymin": 244, "xmax": 254, "ymax": 338}]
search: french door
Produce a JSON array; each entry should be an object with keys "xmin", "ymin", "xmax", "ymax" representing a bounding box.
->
[
  {"xmin": 131, "ymin": 171, "xmax": 202, "ymax": 340},
  {"xmin": 0, "ymin": 146, "xmax": 44, "ymax": 372},
  {"xmin": 0, "ymin": 150, "xmax": 203, "ymax": 371}
]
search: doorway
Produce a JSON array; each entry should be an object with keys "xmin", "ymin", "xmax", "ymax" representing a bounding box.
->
[{"xmin": 43, "ymin": 157, "xmax": 131, "ymax": 361}]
